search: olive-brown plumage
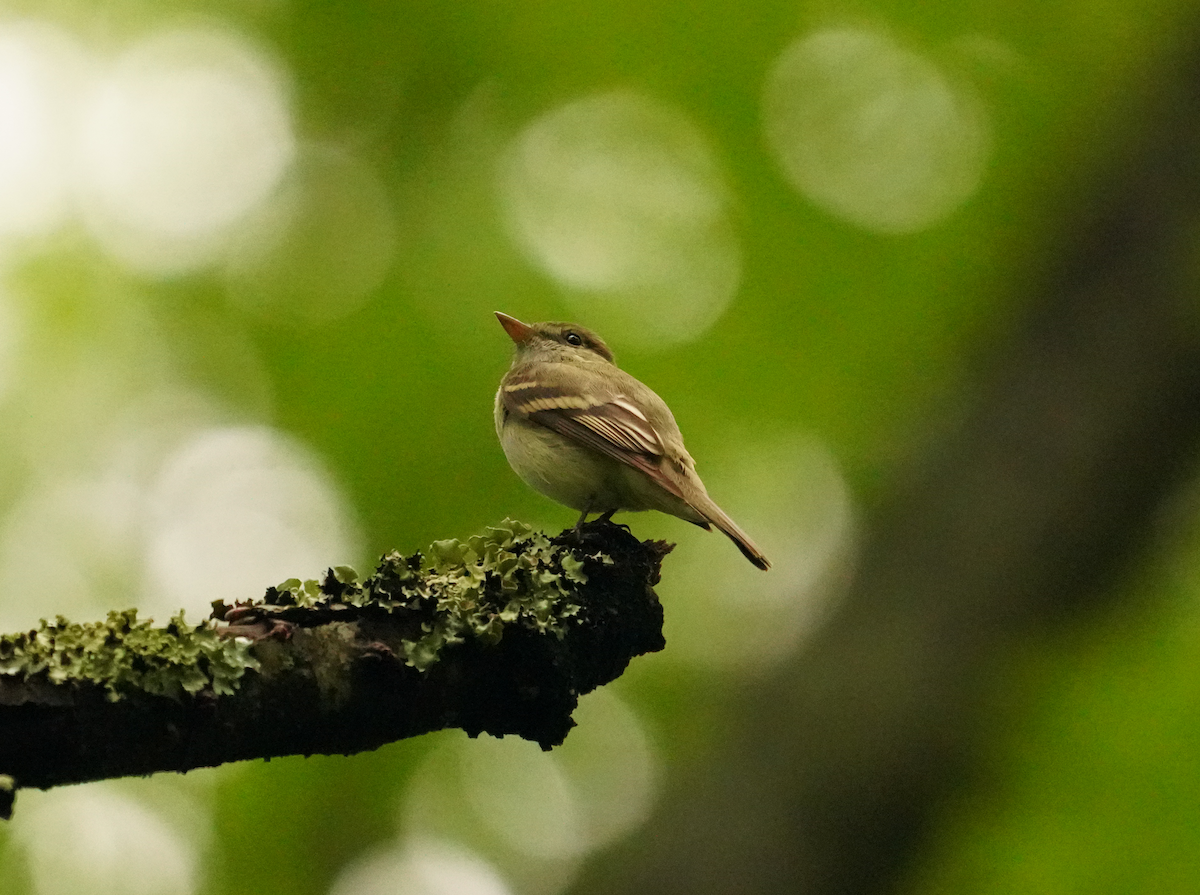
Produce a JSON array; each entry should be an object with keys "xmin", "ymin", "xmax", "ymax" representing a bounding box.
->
[{"xmin": 494, "ymin": 312, "xmax": 769, "ymax": 570}]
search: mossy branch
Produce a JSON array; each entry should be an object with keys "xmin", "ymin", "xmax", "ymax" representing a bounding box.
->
[{"xmin": 0, "ymin": 519, "xmax": 669, "ymax": 819}]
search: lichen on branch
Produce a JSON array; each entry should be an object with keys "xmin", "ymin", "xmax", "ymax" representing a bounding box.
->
[
  {"xmin": 245, "ymin": 518, "xmax": 601, "ymax": 673},
  {"xmin": 0, "ymin": 610, "xmax": 259, "ymax": 701},
  {"xmin": 0, "ymin": 518, "xmax": 669, "ymax": 816}
]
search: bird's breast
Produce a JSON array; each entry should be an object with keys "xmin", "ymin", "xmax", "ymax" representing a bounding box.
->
[{"xmin": 499, "ymin": 414, "xmax": 620, "ymax": 511}]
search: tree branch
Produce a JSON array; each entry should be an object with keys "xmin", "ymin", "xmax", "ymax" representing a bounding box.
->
[{"xmin": 0, "ymin": 520, "xmax": 669, "ymax": 819}]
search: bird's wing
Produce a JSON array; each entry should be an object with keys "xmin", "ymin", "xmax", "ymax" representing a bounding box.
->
[{"xmin": 500, "ymin": 366, "xmax": 692, "ymax": 504}]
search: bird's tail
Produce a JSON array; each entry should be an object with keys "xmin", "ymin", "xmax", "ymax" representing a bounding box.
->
[{"xmin": 692, "ymin": 494, "xmax": 771, "ymax": 571}]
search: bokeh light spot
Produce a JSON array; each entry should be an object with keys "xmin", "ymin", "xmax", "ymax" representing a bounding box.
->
[
  {"xmin": 763, "ymin": 27, "xmax": 990, "ymax": 233},
  {"xmin": 501, "ymin": 90, "xmax": 741, "ymax": 348},
  {"xmin": 143, "ymin": 426, "xmax": 358, "ymax": 618},
  {"xmin": 0, "ymin": 389, "xmax": 345, "ymax": 630},
  {"xmin": 0, "ymin": 20, "xmax": 90, "ymax": 239},
  {"xmin": 0, "ymin": 473, "xmax": 145, "ymax": 632},
  {"xmin": 552, "ymin": 689, "xmax": 659, "ymax": 849},
  {"xmin": 459, "ymin": 736, "xmax": 585, "ymax": 860},
  {"xmin": 329, "ymin": 838, "xmax": 512, "ymax": 895},
  {"xmin": 12, "ymin": 785, "xmax": 197, "ymax": 895},
  {"xmin": 396, "ymin": 693, "xmax": 657, "ymax": 892},
  {"xmin": 224, "ymin": 144, "xmax": 397, "ymax": 325},
  {"xmin": 658, "ymin": 433, "xmax": 855, "ymax": 673},
  {"xmin": 80, "ymin": 26, "xmax": 294, "ymax": 273}
]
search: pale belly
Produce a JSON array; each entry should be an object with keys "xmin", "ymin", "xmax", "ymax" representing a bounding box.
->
[
  {"xmin": 495, "ymin": 396, "xmax": 705, "ymax": 522},
  {"xmin": 499, "ymin": 415, "xmax": 624, "ymax": 511}
]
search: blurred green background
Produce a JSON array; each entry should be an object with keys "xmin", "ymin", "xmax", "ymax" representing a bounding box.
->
[{"xmin": 2, "ymin": 0, "xmax": 1200, "ymax": 893}]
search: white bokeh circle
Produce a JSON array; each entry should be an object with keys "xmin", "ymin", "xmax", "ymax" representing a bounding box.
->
[
  {"xmin": 330, "ymin": 839, "xmax": 512, "ymax": 895},
  {"xmin": 0, "ymin": 20, "xmax": 91, "ymax": 239},
  {"xmin": 79, "ymin": 26, "xmax": 295, "ymax": 273},
  {"xmin": 143, "ymin": 426, "xmax": 357, "ymax": 617},
  {"xmin": 12, "ymin": 785, "xmax": 197, "ymax": 895},
  {"xmin": 654, "ymin": 432, "xmax": 856, "ymax": 673},
  {"xmin": 763, "ymin": 27, "xmax": 990, "ymax": 233},
  {"xmin": 501, "ymin": 90, "xmax": 740, "ymax": 348}
]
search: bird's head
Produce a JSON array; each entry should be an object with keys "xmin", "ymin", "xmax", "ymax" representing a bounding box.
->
[{"xmin": 495, "ymin": 312, "xmax": 615, "ymax": 365}]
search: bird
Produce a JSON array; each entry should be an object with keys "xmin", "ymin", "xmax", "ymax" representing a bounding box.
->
[{"xmin": 493, "ymin": 311, "xmax": 770, "ymax": 570}]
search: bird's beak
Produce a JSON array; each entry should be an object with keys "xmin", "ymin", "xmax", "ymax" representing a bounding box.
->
[{"xmin": 495, "ymin": 312, "xmax": 534, "ymax": 343}]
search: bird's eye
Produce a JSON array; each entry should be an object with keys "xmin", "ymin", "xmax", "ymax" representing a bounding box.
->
[{"xmin": 564, "ymin": 332, "xmax": 584, "ymax": 347}]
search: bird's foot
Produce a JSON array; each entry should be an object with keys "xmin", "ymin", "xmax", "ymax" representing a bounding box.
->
[
  {"xmin": 563, "ymin": 507, "xmax": 624, "ymax": 547},
  {"xmin": 593, "ymin": 509, "xmax": 632, "ymax": 533}
]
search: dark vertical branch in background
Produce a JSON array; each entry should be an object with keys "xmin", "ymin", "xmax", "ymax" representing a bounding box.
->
[{"xmin": 574, "ymin": 32, "xmax": 1200, "ymax": 895}]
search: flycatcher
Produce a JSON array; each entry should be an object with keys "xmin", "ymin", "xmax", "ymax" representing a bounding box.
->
[{"xmin": 494, "ymin": 312, "xmax": 770, "ymax": 570}]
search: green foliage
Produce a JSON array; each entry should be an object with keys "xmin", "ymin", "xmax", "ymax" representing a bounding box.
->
[
  {"xmin": 0, "ymin": 610, "xmax": 260, "ymax": 700},
  {"xmin": 2, "ymin": 0, "xmax": 1196, "ymax": 891}
]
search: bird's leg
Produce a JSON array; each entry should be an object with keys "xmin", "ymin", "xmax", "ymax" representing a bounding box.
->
[
  {"xmin": 571, "ymin": 503, "xmax": 619, "ymax": 541},
  {"xmin": 594, "ymin": 508, "xmax": 631, "ymax": 533}
]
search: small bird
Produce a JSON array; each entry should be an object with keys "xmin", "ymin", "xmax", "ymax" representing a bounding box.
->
[{"xmin": 494, "ymin": 312, "xmax": 770, "ymax": 570}]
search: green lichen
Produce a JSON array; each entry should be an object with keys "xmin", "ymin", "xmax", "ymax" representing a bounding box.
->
[
  {"xmin": 0, "ymin": 520, "xmax": 606, "ymax": 700},
  {"xmin": 264, "ymin": 519, "xmax": 597, "ymax": 672},
  {"xmin": 0, "ymin": 610, "xmax": 259, "ymax": 700}
]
